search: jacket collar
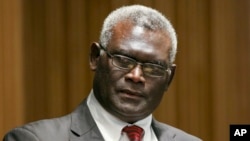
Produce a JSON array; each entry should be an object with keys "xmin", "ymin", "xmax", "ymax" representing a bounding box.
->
[
  {"xmin": 152, "ymin": 118, "xmax": 176, "ymax": 141},
  {"xmin": 69, "ymin": 98, "xmax": 175, "ymax": 141},
  {"xmin": 70, "ymin": 99, "xmax": 104, "ymax": 141}
]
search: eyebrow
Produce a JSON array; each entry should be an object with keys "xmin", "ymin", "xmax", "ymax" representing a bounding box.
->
[{"xmin": 147, "ymin": 60, "xmax": 167, "ymax": 67}]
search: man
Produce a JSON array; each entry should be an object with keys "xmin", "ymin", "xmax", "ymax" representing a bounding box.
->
[{"xmin": 3, "ymin": 5, "xmax": 202, "ymax": 141}]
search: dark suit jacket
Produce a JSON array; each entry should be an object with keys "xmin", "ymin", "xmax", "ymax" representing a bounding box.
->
[{"xmin": 3, "ymin": 100, "xmax": 202, "ymax": 141}]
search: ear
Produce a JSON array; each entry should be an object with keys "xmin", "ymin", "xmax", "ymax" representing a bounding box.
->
[
  {"xmin": 165, "ymin": 64, "xmax": 176, "ymax": 90},
  {"xmin": 89, "ymin": 42, "xmax": 101, "ymax": 71}
]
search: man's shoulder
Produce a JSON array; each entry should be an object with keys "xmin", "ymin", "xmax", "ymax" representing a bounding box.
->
[
  {"xmin": 24, "ymin": 114, "xmax": 71, "ymax": 131},
  {"xmin": 3, "ymin": 114, "xmax": 71, "ymax": 141},
  {"xmin": 152, "ymin": 120, "xmax": 202, "ymax": 141},
  {"xmin": 3, "ymin": 100, "xmax": 93, "ymax": 141}
]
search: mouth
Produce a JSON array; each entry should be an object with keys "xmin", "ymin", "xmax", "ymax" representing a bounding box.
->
[{"xmin": 119, "ymin": 89, "xmax": 144, "ymax": 99}]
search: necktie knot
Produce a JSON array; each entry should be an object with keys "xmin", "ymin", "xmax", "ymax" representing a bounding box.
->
[{"xmin": 122, "ymin": 125, "xmax": 144, "ymax": 141}]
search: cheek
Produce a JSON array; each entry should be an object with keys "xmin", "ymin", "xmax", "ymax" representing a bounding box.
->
[
  {"xmin": 95, "ymin": 60, "xmax": 124, "ymax": 91},
  {"xmin": 147, "ymin": 81, "xmax": 167, "ymax": 103},
  {"xmin": 93, "ymin": 59, "xmax": 113, "ymax": 92}
]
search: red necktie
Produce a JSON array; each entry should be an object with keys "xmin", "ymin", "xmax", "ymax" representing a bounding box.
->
[{"xmin": 122, "ymin": 125, "xmax": 145, "ymax": 141}]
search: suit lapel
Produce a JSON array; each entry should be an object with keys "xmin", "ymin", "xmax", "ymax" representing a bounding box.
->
[
  {"xmin": 152, "ymin": 119, "xmax": 176, "ymax": 141},
  {"xmin": 69, "ymin": 100, "xmax": 104, "ymax": 141}
]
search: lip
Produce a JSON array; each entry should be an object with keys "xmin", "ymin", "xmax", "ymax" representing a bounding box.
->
[{"xmin": 119, "ymin": 89, "xmax": 144, "ymax": 98}]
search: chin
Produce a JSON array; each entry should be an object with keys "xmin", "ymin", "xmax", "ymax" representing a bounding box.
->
[{"xmin": 113, "ymin": 105, "xmax": 149, "ymax": 121}]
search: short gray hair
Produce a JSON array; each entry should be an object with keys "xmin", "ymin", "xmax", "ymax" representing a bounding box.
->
[{"xmin": 100, "ymin": 5, "xmax": 177, "ymax": 64}]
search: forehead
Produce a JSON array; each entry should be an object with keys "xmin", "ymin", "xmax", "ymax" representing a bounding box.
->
[{"xmin": 108, "ymin": 21, "xmax": 172, "ymax": 63}]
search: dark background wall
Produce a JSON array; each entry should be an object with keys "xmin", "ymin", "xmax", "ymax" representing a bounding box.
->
[{"xmin": 1, "ymin": 0, "xmax": 250, "ymax": 140}]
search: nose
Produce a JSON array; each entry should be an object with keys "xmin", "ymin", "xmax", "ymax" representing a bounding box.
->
[{"xmin": 125, "ymin": 65, "xmax": 146, "ymax": 83}]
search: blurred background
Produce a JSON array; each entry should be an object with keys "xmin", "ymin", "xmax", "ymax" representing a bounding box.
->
[{"xmin": 0, "ymin": 0, "xmax": 249, "ymax": 140}]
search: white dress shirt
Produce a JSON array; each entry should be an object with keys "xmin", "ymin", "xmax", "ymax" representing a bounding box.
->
[{"xmin": 87, "ymin": 90, "xmax": 158, "ymax": 141}]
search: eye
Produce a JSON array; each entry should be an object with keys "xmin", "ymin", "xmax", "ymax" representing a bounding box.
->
[
  {"xmin": 113, "ymin": 55, "xmax": 135, "ymax": 69},
  {"xmin": 143, "ymin": 66, "xmax": 153, "ymax": 73},
  {"xmin": 143, "ymin": 64, "xmax": 166, "ymax": 76}
]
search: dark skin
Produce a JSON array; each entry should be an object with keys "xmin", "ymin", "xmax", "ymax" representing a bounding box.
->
[{"xmin": 89, "ymin": 20, "xmax": 176, "ymax": 123}]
